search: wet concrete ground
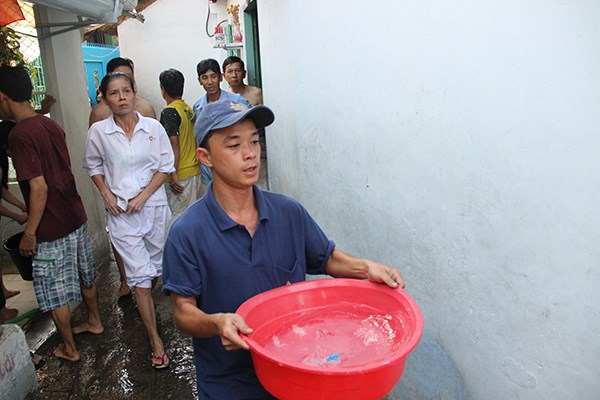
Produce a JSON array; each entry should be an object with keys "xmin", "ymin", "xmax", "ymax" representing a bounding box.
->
[
  {"xmin": 20, "ymin": 258, "xmax": 410, "ymax": 399},
  {"xmin": 25, "ymin": 261, "xmax": 197, "ymax": 400}
]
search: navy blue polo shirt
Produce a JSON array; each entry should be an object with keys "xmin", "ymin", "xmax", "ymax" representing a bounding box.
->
[{"xmin": 163, "ymin": 184, "xmax": 335, "ymax": 400}]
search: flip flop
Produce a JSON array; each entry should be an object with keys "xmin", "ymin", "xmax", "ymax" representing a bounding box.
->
[{"xmin": 151, "ymin": 352, "xmax": 170, "ymax": 370}]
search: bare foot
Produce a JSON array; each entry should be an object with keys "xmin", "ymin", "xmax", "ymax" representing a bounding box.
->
[
  {"xmin": 52, "ymin": 343, "xmax": 80, "ymax": 362},
  {"xmin": 117, "ymin": 283, "xmax": 131, "ymax": 298},
  {"xmin": 31, "ymin": 353, "xmax": 45, "ymax": 369},
  {"xmin": 72, "ymin": 321, "xmax": 104, "ymax": 335},
  {"xmin": 3, "ymin": 289, "xmax": 20, "ymax": 299},
  {"xmin": 0, "ymin": 307, "xmax": 19, "ymax": 323}
]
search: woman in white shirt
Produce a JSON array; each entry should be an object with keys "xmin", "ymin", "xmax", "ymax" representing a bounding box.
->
[{"xmin": 83, "ymin": 72, "xmax": 174, "ymax": 370}]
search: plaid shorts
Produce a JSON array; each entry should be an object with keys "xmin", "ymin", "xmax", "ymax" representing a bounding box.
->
[{"xmin": 32, "ymin": 223, "xmax": 96, "ymax": 312}]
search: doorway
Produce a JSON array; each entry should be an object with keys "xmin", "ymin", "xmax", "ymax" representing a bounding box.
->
[
  {"xmin": 243, "ymin": 0, "xmax": 261, "ymax": 88},
  {"xmin": 243, "ymin": 0, "xmax": 269, "ymax": 188}
]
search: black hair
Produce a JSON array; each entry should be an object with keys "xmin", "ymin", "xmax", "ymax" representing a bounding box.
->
[
  {"xmin": 0, "ymin": 64, "xmax": 33, "ymax": 102},
  {"xmin": 0, "ymin": 120, "xmax": 15, "ymax": 146},
  {"xmin": 199, "ymin": 132, "xmax": 214, "ymax": 150},
  {"xmin": 196, "ymin": 59, "xmax": 221, "ymax": 77},
  {"xmin": 99, "ymin": 72, "xmax": 136, "ymax": 99},
  {"xmin": 159, "ymin": 69, "xmax": 184, "ymax": 98},
  {"xmin": 106, "ymin": 57, "xmax": 134, "ymax": 74},
  {"xmin": 222, "ymin": 56, "xmax": 245, "ymax": 73}
]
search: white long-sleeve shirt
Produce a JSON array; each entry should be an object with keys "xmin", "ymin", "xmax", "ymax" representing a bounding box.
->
[{"xmin": 83, "ymin": 113, "xmax": 175, "ymax": 211}]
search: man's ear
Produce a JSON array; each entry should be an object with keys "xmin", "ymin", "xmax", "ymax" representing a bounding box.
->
[{"xmin": 197, "ymin": 147, "xmax": 212, "ymax": 167}]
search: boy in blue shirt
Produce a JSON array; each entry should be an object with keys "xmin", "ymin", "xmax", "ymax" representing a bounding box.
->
[{"xmin": 192, "ymin": 58, "xmax": 252, "ymax": 190}]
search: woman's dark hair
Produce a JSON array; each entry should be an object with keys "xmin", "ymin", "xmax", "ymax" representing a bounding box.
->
[
  {"xmin": 159, "ymin": 69, "xmax": 184, "ymax": 98},
  {"xmin": 99, "ymin": 72, "xmax": 136, "ymax": 99}
]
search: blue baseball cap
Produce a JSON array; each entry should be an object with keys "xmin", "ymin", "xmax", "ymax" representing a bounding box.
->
[{"xmin": 194, "ymin": 100, "xmax": 275, "ymax": 146}]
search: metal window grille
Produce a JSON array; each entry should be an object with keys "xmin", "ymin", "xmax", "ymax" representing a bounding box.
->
[{"xmin": 8, "ymin": 1, "xmax": 46, "ymax": 110}]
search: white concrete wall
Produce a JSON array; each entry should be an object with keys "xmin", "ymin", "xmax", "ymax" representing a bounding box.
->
[
  {"xmin": 117, "ymin": 0, "xmax": 239, "ymax": 113},
  {"xmin": 257, "ymin": 1, "xmax": 600, "ymax": 399},
  {"xmin": 115, "ymin": 0, "xmax": 600, "ymax": 398}
]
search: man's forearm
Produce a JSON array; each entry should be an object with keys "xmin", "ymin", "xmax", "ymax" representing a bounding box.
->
[
  {"xmin": 2, "ymin": 189, "xmax": 27, "ymax": 211},
  {"xmin": 324, "ymin": 249, "xmax": 369, "ymax": 279},
  {"xmin": 173, "ymin": 144, "xmax": 180, "ymax": 172},
  {"xmin": 25, "ymin": 179, "xmax": 48, "ymax": 237},
  {"xmin": 0, "ymin": 204, "xmax": 24, "ymax": 221},
  {"xmin": 324, "ymin": 249, "xmax": 405, "ymax": 288},
  {"xmin": 171, "ymin": 294, "xmax": 221, "ymax": 338}
]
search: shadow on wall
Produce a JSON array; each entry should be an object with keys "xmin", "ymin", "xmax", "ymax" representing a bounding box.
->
[{"xmin": 384, "ymin": 331, "xmax": 466, "ymax": 400}]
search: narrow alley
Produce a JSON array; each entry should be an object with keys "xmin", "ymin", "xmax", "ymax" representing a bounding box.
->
[{"xmin": 25, "ymin": 260, "xmax": 197, "ymax": 399}]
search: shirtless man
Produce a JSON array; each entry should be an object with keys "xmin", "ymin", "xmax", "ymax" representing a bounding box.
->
[
  {"xmin": 222, "ymin": 56, "xmax": 268, "ymax": 188},
  {"xmin": 222, "ymin": 56, "xmax": 263, "ymax": 106},
  {"xmin": 89, "ymin": 57, "xmax": 156, "ymax": 125},
  {"xmin": 88, "ymin": 57, "xmax": 156, "ymax": 298}
]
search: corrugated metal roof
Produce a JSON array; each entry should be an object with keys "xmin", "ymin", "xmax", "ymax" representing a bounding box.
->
[{"xmin": 83, "ymin": 0, "xmax": 158, "ymax": 41}]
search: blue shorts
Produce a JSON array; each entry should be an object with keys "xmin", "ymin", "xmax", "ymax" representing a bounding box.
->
[{"xmin": 32, "ymin": 224, "xmax": 96, "ymax": 312}]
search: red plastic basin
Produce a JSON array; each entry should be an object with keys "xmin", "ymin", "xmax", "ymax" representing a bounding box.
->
[{"xmin": 236, "ymin": 278, "xmax": 423, "ymax": 400}]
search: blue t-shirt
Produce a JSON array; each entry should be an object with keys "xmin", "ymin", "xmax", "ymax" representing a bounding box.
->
[
  {"xmin": 162, "ymin": 184, "xmax": 335, "ymax": 400},
  {"xmin": 192, "ymin": 90, "xmax": 252, "ymax": 185},
  {"xmin": 192, "ymin": 90, "xmax": 252, "ymax": 120}
]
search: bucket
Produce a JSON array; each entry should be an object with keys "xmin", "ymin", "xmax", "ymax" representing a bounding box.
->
[
  {"xmin": 237, "ymin": 279, "xmax": 424, "ymax": 400},
  {"xmin": 2, "ymin": 221, "xmax": 33, "ymax": 281}
]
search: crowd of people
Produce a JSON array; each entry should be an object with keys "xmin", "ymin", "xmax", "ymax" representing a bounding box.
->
[{"xmin": 0, "ymin": 55, "xmax": 405, "ymax": 398}]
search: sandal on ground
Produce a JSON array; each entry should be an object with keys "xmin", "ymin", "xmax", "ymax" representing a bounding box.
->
[{"xmin": 151, "ymin": 352, "xmax": 170, "ymax": 370}]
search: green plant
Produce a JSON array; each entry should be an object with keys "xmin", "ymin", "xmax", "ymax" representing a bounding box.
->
[{"xmin": 0, "ymin": 26, "xmax": 24, "ymax": 66}]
